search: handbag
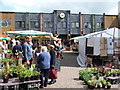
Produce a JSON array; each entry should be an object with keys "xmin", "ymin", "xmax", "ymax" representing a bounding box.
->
[{"xmin": 49, "ymin": 69, "xmax": 57, "ymax": 79}]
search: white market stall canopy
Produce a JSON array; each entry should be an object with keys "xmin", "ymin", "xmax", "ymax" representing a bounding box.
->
[
  {"xmin": 7, "ymin": 30, "xmax": 53, "ymax": 37},
  {"xmin": 71, "ymin": 27, "xmax": 120, "ymax": 40},
  {"xmin": 76, "ymin": 27, "xmax": 120, "ymax": 67}
]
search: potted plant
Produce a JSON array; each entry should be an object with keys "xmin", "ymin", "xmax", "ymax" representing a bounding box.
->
[
  {"xmin": 96, "ymin": 73, "xmax": 101, "ymax": 80},
  {"xmin": 33, "ymin": 70, "xmax": 40, "ymax": 80},
  {"xmin": 107, "ymin": 82, "xmax": 111, "ymax": 89},
  {"xmin": 105, "ymin": 70, "xmax": 111, "ymax": 77},
  {"xmin": 2, "ymin": 67, "xmax": 10, "ymax": 83},
  {"xmin": 0, "ymin": 58, "xmax": 13, "ymax": 69},
  {"xmin": 24, "ymin": 70, "xmax": 32, "ymax": 81},
  {"xmin": 87, "ymin": 80, "xmax": 96, "ymax": 89},
  {"xmin": 96, "ymin": 81, "xmax": 102, "ymax": 88},
  {"xmin": 102, "ymin": 80, "xmax": 107, "ymax": 88},
  {"xmin": 19, "ymin": 70, "xmax": 26, "ymax": 82}
]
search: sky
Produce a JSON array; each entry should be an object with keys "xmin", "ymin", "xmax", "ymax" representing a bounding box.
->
[{"xmin": 0, "ymin": 0, "xmax": 120, "ymax": 15}]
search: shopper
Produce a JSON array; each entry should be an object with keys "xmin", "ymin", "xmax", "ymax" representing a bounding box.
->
[
  {"xmin": 49, "ymin": 45, "xmax": 57, "ymax": 84},
  {"xmin": 22, "ymin": 36, "xmax": 33, "ymax": 66},
  {"xmin": 36, "ymin": 46, "xmax": 51, "ymax": 88}
]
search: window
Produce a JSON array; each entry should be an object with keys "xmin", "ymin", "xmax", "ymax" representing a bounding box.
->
[
  {"xmin": 72, "ymin": 22, "xmax": 75, "ymax": 28},
  {"xmin": 96, "ymin": 22, "xmax": 102, "ymax": 28},
  {"xmin": 35, "ymin": 22, "xmax": 39, "ymax": 28},
  {"xmin": 44, "ymin": 22, "xmax": 47, "ymax": 28},
  {"xmin": 16, "ymin": 21, "xmax": 25, "ymax": 28},
  {"xmin": 48, "ymin": 22, "xmax": 53, "ymax": 28},
  {"xmin": 21, "ymin": 21, "xmax": 25, "ymax": 28},
  {"xmin": 62, "ymin": 22, "xmax": 66, "ymax": 28},
  {"xmin": 76, "ymin": 22, "xmax": 79, "ymax": 28},
  {"xmin": 84, "ymin": 22, "xmax": 91, "ymax": 29},
  {"xmin": 30, "ymin": 21, "xmax": 39, "ymax": 28},
  {"xmin": 44, "ymin": 22, "xmax": 53, "ymax": 28}
]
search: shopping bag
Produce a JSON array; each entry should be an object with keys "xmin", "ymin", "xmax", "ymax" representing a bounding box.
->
[{"xmin": 49, "ymin": 69, "xmax": 57, "ymax": 79}]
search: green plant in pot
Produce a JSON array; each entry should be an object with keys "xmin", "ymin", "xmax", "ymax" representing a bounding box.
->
[
  {"xmin": 105, "ymin": 70, "xmax": 111, "ymax": 77},
  {"xmin": 19, "ymin": 70, "xmax": 27, "ymax": 82},
  {"xmin": 2, "ymin": 67, "xmax": 10, "ymax": 83},
  {"xmin": 87, "ymin": 80, "xmax": 96, "ymax": 89},
  {"xmin": 102, "ymin": 80, "xmax": 106, "ymax": 88},
  {"xmin": 24, "ymin": 69, "xmax": 32, "ymax": 81},
  {"xmin": 96, "ymin": 73, "xmax": 101, "ymax": 80},
  {"xmin": 33, "ymin": 70, "xmax": 40, "ymax": 80},
  {"xmin": 107, "ymin": 82, "xmax": 111, "ymax": 89},
  {"xmin": 96, "ymin": 81, "xmax": 102, "ymax": 88},
  {"xmin": 0, "ymin": 58, "xmax": 13, "ymax": 69}
]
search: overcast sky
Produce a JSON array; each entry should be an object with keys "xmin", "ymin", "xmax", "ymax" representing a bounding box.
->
[{"xmin": 0, "ymin": 0, "xmax": 120, "ymax": 15}]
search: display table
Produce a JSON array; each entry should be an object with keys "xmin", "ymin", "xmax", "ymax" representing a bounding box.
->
[
  {"xmin": 105, "ymin": 76, "xmax": 120, "ymax": 84},
  {"xmin": 0, "ymin": 78, "xmax": 40, "ymax": 90}
]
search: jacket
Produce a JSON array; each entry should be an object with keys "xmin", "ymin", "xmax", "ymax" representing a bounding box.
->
[
  {"xmin": 36, "ymin": 51, "xmax": 51, "ymax": 69},
  {"xmin": 22, "ymin": 42, "xmax": 33, "ymax": 60}
]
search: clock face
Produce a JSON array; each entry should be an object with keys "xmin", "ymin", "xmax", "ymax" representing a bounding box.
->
[{"xmin": 60, "ymin": 13, "xmax": 65, "ymax": 19}]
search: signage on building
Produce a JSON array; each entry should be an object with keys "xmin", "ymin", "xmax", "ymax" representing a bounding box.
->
[{"xmin": 0, "ymin": 20, "xmax": 11, "ymax": 28}]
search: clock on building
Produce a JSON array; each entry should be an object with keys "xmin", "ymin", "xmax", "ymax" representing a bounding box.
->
[{"xmin": 60, "ymin": 13, "xmax": 65, "ymax": 19}]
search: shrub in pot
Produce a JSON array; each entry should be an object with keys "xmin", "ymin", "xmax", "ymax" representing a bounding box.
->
[
  {"xmin": 24, "ymin": 70, "xmax": 31, "ymax": 81},
  {"xmin": 107, "ymin": 82, "xmax": 111, "ymax": 89},
  {"xmin": 0, "ymin": 58, "xmax": 13, "ymax": 69},
  {"xmin": 33, "ymin": 70, "xmax": 40, "ymax": 80},
  {"xmin": 19, "ymin": 71, "xmax": 26, "ymax": 82},
  {"xmin": 102, "ymin": 80, "xmax": 106, "ymax": 88},
  {"xmin": 2, "ymin": 67, "xmax": 10, "ymax": 83},
  {"xmin": 87, "ymin": 80, "xmax": 96, "ymax": 89},
  {"xmin": 96, "ymin": 81, "xmax": 102, "ymax": 88}
]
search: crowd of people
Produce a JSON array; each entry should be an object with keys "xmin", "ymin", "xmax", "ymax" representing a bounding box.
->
[{"xmin": 0, "ymin": 36, "xmax": 63, "ymax": 88}]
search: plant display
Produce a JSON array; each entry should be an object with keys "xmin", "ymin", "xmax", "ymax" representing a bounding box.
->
[
  {"xmin": 2, "ymin": 67, "xmax": 10, "ymax": 83},
  {"xmin": 79, "ymin": 67, "xmax": 120, "ymax": 89}
]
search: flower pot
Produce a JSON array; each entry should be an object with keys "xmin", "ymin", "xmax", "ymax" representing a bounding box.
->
[
  {"xmin": 12, "ymin": 73, "xmax": 17, "ymax": 78},
  {"xmin": 30, "ymin": 76, "xmax": 34, "ymax": 80},
  {"xmin": 19, "ymin": 77, "xmax": 25, "ymax": 82},
  {"xmin": 107, "ymin": 85, "xmax": 111, "ymax": 89},
  {"xmin": 96, "ymin": 76, "xmax": 99, "ymax": 80},
  {"xmin": 3, "ymin": 78, "xmax": 9, "ymax": 83},
  {"xmin": 9, "ymin": 74, "xmax": 13, "ymax": 78},
  {"xmin": 34, "ymin": 75, "xmax": 39, "ymax": 80},
  {"xmin": 88, "ymin": 85, "xmax": 95, "ymax": 89},
  {"xmin": 2, "ymin": 75, "xmax": 9, "ymax": 83},
  {"xmin": 25, "ymin": 77, "xmax": 30, "ymax": 81},
  {"xmin": 102, "ymin": 84, "xmax": 106, "ymax": 88},
  {"xmin": 79, "ymin": 76, "xmax": 83, "ymax": 80},
  {"xmin": 97, "ymin": 85, "xmax": 101, "ymax": 88}
]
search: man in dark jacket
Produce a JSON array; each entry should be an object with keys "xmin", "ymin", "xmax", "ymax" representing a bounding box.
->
[
  {"xmin": 12, "ymin": 42, "xmax": 22, "ymax": 58},
  {"xmin": 36, "ymin": 46, "xmax": 51, "ymax": 88},
  {"xmin": 49, "ymin": 45, "xmax": 57, "ymax": 84}
]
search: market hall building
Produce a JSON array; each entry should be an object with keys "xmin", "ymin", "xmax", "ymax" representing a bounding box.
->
[{"xmin": 0, "ymin": 10, "xmax": 118, "ymax": 40}]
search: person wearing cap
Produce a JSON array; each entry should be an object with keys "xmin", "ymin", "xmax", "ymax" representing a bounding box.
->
[{"xmin": 49, "ymin": 45, "xmax": 57, "ymax": 84}]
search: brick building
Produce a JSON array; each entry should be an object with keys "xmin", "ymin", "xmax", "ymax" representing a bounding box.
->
[{"xmin": 0, "ymin": 10, "xmax": 118, "ymax": 40}]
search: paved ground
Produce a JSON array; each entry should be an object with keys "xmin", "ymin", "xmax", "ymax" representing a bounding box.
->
[{"xmin": 46, "ymin": 51, "xmax": 120, "ymax": 89}]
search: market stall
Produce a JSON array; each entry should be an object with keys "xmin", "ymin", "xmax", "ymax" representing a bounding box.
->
[{"xmin": 71, "ymin": 28, "xmax": 120, "ymax": 67}]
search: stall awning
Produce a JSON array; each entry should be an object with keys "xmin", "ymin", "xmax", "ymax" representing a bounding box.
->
[{"xmin": 7, "ymin": 30, "xmax": 53, "ymax": 37}]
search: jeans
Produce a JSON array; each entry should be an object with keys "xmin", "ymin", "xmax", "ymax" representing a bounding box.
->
[{"xmin": 40, "ymin": 69, "xmax": 50, "ymax": 86}]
